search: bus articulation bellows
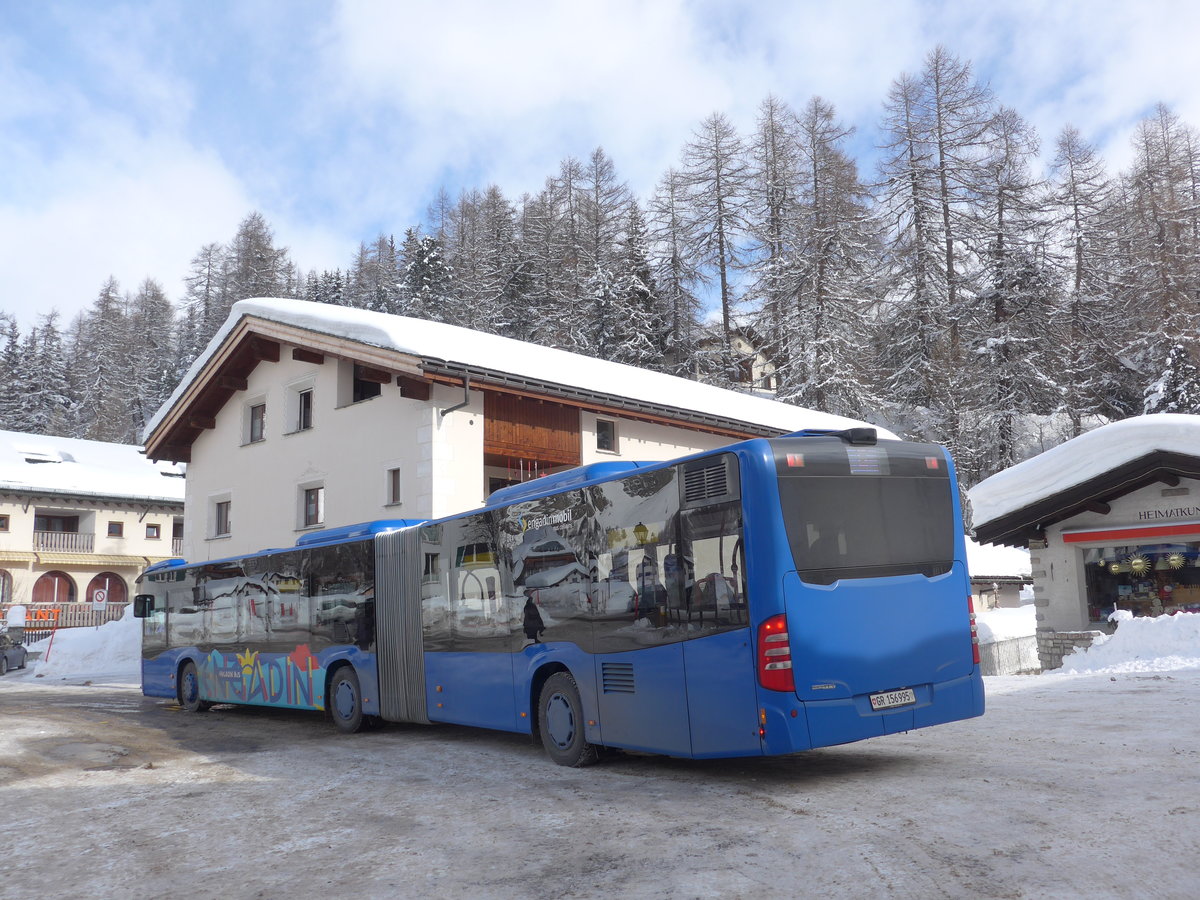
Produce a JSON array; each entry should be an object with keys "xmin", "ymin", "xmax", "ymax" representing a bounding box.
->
[{"xmin": 134, "ymin": 428, "xmax": 984, "ymax": 766}]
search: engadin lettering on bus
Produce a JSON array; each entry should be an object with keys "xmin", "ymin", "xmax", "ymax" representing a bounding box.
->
[{"xmin": 1138, "ymin": 506, "xmax": 1200, "ymax": 521}]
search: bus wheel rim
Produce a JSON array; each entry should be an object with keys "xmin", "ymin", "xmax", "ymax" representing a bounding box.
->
[
  {"xmin": 545, "ymin": 693, "xmax": 575, "ymax": 749},
  {"xmin": 334, "ymin": 680, "xmax": 357, "ymax": 719}
]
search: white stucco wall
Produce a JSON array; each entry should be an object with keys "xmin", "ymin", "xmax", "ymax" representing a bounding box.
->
[
  {"xmin": 182, "ymin": 350, "xmax": 432, "ymax": 562},
  {"xmin": 579, "ymin": 411, "xmax": 735, "ymax": 465},
  {"xmin": 1032, "ymin": 478, "xmax": 1200, "ymax": 631}
]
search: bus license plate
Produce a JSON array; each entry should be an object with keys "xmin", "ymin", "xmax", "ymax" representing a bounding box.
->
[{"xmin": 869, "ymin": 688, "xmax": 916, "ymax": 710}]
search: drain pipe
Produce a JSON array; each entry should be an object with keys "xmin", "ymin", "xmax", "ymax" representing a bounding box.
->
[{"xmin": 439, "ymin": 372, "xmax": 471, "ymax": 419}]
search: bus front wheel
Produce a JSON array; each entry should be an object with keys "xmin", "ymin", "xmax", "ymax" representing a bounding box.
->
[
  {"xmin": 330, "ymin": 667, "xmax": 365, "ymax": 734},
  {"xmin": 538, "ymin": 672, "xmax": 599, "ymax": 767},
  {"xmin": 179, "ymin": 661, "xmax": 212, "ymax": 712}
]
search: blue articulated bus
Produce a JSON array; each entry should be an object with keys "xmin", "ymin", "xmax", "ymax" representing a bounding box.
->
[{"xmin": 134, "ymin": 427, "xmax": 984, "ymax": 766}]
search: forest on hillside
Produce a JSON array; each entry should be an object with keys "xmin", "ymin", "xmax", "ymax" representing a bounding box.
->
[{"xmin": 4, "ymin": 46, "xmax": 1200, "ymax": 490}]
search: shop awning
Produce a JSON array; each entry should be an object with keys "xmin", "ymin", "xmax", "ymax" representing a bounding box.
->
[
  {"xmin": 34, "ymin": 553, "xmax": 147, "ymax": 567},
  {"xmin": 1062, "ymin": 521, "xmax": 1200, "ymax": 544},
  {"xmin": 0, "ymin": 550, "xmax": 36, "ymax": 564}
]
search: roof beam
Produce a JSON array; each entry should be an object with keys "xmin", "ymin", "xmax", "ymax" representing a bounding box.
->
[
  {"xmin": 189, "ymin": 415, "xmax": 216, "ymax": 430},
  {"xmin": 217, "ymin": 375, "xmax": 248, "ymax": 391},
  {"xmin": 1084, "ymin": 500, "xmax": 1111, "ymax": 515},
  {"xmin": 1159, "ymin": 473, "xmax": 1181, "ymax": 487},
  {"xmin": 293, "ymin": 347, "xmax": 325, "ymax": 365},
  {"xmin": 355, "ymin": 364, "xmax": 392, "ymax": 384},
  {"xmin": 396, "ymin": 374, "xmax": 432, "ymax": 401},
  {"xmin": 249, "ymin": 337, "xmax": 281, "ymax": 362}
]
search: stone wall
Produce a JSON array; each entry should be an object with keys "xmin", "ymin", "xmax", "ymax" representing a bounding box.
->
[{"xmin": 1036, "ymin": 627, "xmax": 1103, "ymax": 671}]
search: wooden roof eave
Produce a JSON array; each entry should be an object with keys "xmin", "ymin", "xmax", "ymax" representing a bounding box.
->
[
  {"xmin": 972, "ymin": 450, "xmax": 1200, "ymax": 548},
  {"xmin": 144, "ymin": 316, "xmax": 426, "ymax": 462}
]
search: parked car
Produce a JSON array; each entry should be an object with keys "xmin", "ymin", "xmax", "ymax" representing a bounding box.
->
[{"xmin": 0, "ymin": 633, "xmax": 28, "ymax": 675}]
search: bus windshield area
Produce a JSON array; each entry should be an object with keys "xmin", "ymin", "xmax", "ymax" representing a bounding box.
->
[{"xmin": 774, "ymin": 439, "xmax": 955, "ymax": 585}]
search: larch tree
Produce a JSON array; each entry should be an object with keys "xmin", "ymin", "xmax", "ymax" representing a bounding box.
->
[
  {"xmin": 680, "ymin": 112, "xmax": 750, "ymax": 385},
  {"xmin": 647, "ymin": 167, "xmax": 704, "ymax": 376},
  {"xmin": 775, "ymin": 97, "xmax": 880, "ymax": 417},
  {"xmin": 1047, "ymin": 125, "xmax": 1126, "ymax": 434}
]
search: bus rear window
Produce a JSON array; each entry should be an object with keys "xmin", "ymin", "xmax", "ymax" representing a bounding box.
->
[{"xmin": 773, "ymin": 439, "xmax": 955, "ymax": 585}]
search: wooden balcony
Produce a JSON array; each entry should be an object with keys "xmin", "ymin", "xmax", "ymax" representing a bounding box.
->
[{"xmin": 33, "ymin": 531, "xmax": 95, "ymax": 553}]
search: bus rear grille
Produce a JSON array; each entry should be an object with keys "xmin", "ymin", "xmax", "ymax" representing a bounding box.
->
[
  {"xmin": 601, "ymin": 662, "xmax": 636, "ymax": 693},
  {"xmin": 684, "ymin": 463, "xmax": 727, "ymax": 502}
]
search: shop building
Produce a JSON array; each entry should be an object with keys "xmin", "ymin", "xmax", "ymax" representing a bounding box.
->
[{"xmin": 970, "ymin": 415, "xmax": 1200, "ymax": 669}]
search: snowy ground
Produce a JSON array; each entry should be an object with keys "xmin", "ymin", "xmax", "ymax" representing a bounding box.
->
[{"xmin": 2, "ymin": 609, "xmax": 1199, "ymax": 898}]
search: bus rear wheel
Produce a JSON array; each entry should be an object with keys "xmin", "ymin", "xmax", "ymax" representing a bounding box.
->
[
  {"xmin": 179, "ymin": 661, "xmax": 212, "ymax": 712},
  {"xmin": 330, "ymin": 667, "xmax": 365, "ymax": 734},
  {"xmin": 538, "ymin": 672, "xmax": 599, "ymax": 767}
]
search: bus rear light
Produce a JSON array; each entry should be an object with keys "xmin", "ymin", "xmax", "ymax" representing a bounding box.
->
[
  {"xmin": 757, "ymin": 615, "xmax": 795, "ymax": 692},
  {"xmin": 968, "ymin": 596, "xmax": 981, "ymax": 665}
]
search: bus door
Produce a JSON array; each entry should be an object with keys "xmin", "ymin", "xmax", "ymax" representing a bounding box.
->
[{"xmin": 679, "ymin": 498, "xmax": 760, "ymax": 757}]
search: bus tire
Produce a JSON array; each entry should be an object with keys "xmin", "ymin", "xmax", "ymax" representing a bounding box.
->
[
  {"xmin": 538, "ymin": 672, "xmax": 599, "ymax": 767},
  {"xmin": 329, "ymin": 667, "xmax": 365, "ymax": 734},
  {"xmin": 179, "ymin": 661, "xmax": 212, "ymax": 712}
]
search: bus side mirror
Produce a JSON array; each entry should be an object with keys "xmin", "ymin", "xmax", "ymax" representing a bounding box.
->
[{"xmin": 133, "ymin": 594, "xmax": 156, "ymax": 618}]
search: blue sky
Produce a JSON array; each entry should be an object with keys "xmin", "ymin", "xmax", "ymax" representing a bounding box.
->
[{"xmin": 3, "ymin": 0, "xmax": 1199, "ymax": 328}]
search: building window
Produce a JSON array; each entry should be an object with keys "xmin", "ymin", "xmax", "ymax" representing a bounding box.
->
[
  {"xmin": 0, "ymin": 514, "xmax": 11, "ymax": 532},
  {"xmin": 248, "ymin": 403, "xmax": 266, "ymax": 443},
  {"xmin": 303, "ymin": 486, "xmax": 325, "ymax": 527},
  {"xmin": 353, "ymin": 370, "xmax": 383, "ymax": 403},
  {"xmin": 298, "ymin": 388, "xmax": 313, "ymax": 430},
  {"xmin": 107, "ymin": 521, "xmax": 124, "ymax": 538},
  {"xmin": 146, "ymin": 523, "xmax": 161, "ymax": 540},
  {"xmin": 596, "ymin": 418, "xmax": 618, "ymax": 453},
  {"xmin": 387, "ymin": 467, "xmax": 402, "ymax": 505},
  {"xmin": 214, "ymin": 500, "xmax": 231, "ymax": 537}
]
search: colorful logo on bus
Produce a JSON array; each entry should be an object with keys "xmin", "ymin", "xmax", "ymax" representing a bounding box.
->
[{"xmin": 201, "ymin": 643, "xmax": 325, "ymax": 710}]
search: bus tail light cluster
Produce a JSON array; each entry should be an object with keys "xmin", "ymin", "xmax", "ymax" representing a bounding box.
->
[
  {"xmin": 757, "ymin": 614, "xmax": 795, "ymax": 692},
  {"xmin": 968, "ymin": 596, "xmax": 981, "ymax": 665}
]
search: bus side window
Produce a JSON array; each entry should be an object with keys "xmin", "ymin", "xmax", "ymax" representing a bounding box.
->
[{"xmin": 681, "ymin": 502, "xmax": 747, "ymax": 627}]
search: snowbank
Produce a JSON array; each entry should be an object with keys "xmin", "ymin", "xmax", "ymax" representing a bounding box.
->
[
  {"xmin": 975, "ymin": 605, "xmax": 1036, "ymax": 644},
  {"xmin": 1055, "ymin": 611, "xmax": 1200, "ymax": 674},
  {"xmin": 27, "ymin": 603, "xmax": 142, "ymax": 681}
]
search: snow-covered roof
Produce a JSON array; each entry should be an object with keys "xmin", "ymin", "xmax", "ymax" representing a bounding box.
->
[
  {"xmin": 970, "ymin": 414, "xmax": 1200, "ymax": 543},
  {"xmin": 146, "ymin": 298, "xmax": 895, "ymax": 443},
  {"xmin": 0, "ymin": 430, "xmax": 185, "ymax": 504},
  {"xmin": 965, "ymin": 537, "xmax": 1031, "ymax": 581}
]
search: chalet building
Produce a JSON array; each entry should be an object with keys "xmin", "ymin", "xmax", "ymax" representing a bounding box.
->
[
  {"xmin": 0, "ymin": 430, "xmax": 185, "ymax": 610},
  {"xmin": 970, "ymin": 414, "xmax": 1200, "ymax": 669},
  {"xmin": 143, "ymin": 298, "xmax": 885, "ymax": 563}
]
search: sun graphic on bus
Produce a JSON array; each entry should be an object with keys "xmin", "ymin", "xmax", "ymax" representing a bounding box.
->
[{"xmin": 236, "ymin": 649, "xmax": 258, "ymax": 676}]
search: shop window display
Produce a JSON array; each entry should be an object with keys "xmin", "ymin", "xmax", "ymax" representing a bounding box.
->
[{"xmin": 1084, "ymin": 543, "xmax": 1200, "ymax": 621}]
